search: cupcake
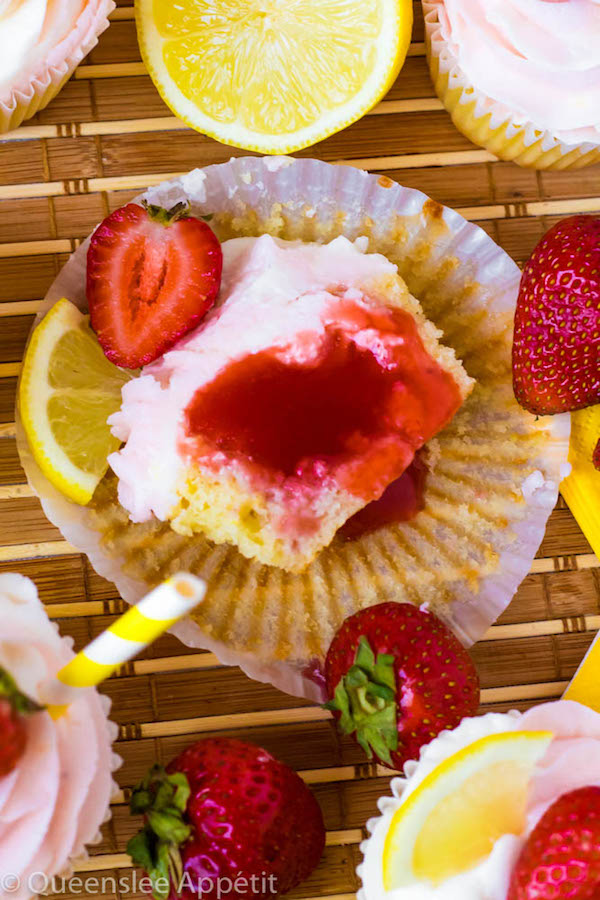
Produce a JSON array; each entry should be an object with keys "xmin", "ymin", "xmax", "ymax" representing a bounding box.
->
[
  {"xmin": 358, "ymin": 699, "xmax": 600, "ymax": 900},
  {"xmin": 0, "ymin": 0, "xmax": 115, "ymax": 134},
  {"xmin": 108, "ymin": 234, "xmax": 473, "ymax": 572},
  {"xmin": 423, "ymin": 0, "xmax": 600, "ymax": 170},
  {"xmin": 17, "ymin": 157, "xmax": 569, "ymax": 701},
  {"xmin": 0, "ymin": 573, "xmax": 119, "ymax": 898}
]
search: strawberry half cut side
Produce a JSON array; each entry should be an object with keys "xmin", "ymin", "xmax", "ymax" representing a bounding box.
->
[{"xmin": 87, "ymin": 201, "xmax": 223, "ymax": 369}]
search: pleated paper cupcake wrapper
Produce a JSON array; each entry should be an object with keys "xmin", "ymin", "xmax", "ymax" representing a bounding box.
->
[
  {"xmin": 422, "ymin": 0, "xmax": 600, "ymax": 171},
  {"xmin": 0, "ymin": 0, "xmax": 115, "ymax": 135},
  {"xmin": 356, "ymin": 710, "xmax": 523, "ymax": 900},
  {"xmin": 16, "ymin": 157, "xmax": 569, "ymax": 703}
]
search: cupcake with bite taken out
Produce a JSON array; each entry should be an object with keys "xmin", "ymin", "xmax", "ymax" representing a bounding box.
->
[
  {"xmin": 0, "ymin": 0, "xmax": 115, "ymax": 134},
  {"xmin": 0, "ymin": 573, "xmax": 119, "ymax": 899},
  {"xmin": 423, "ymin": 0, "xmax": 600, "ymax": 170},
  {"xmin": 17, "ymin": 157, "xmax": 569, "ymax": 702}
]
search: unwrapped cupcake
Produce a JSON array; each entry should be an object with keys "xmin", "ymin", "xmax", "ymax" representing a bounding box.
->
[
  {"xmin": 423, "ymin": 0, "xmax": 600, "ymax": 170},
  {"xmin": 16, "ymin": 157, "xmax": 569, "ymax": 701},
  {"xmin": 0, "ymin": 573, "xmax": 119, "ymax": 900},
  {"xmin": 0, "ymin": 0, "xmax": 115, "ymax": 134}
]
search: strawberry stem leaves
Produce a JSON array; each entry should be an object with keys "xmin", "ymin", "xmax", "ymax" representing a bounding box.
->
[
  {"xmin": 127, "ymin": 765, "xmax": 192, "ymax": 900},
  {"xmin": 141, "ymin": 199, "xmax": 191, "ymax": 227},
  {"xmin": 324, "ymin": 636, "xmax": 398, "ymax": 765},
  {"xmin": 0, "ymin": 667, "xmax": 43, "ymax": 715}
]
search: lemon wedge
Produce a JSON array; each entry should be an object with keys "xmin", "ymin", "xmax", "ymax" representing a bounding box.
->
[
  {"xmin": 19, "ymin": 298, "xmax": 133, "ymax": 505},
  {"xmin": 382, "ymin": 730, "xmax": 553, "ymax": 889},
  {"xmin": 136, "ymin": 0, "xmax": 413, "ymax": 154}
]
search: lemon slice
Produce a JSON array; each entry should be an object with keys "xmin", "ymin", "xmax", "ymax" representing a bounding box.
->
[
  {"xmin": 19, "ymin": 298, "xmax": 134, "ymax": 505},
  {"xmin": 136, "ymin": 0, "xmax": 413, "ymax": 154},
  {"xmin": 382, "ymin": 730, "xmax": 553, "ymax": 889}
]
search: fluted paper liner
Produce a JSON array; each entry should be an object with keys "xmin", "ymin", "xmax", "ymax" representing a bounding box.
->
[
  {"xmin": 423, "ymin": 0, "xmax": 600, "ymax": 171},
  {"xmin": 16, "ymin": 157, "xmax": 569, "ymax": 702},
  {"xmin": 0, "ymin": 0, "xmax": 115, "ymax": 135}
]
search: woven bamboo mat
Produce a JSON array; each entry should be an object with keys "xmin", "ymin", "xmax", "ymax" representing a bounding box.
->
[{"xmin": 1, "ymin": 2, "xmax": 600, "ymax": 897}]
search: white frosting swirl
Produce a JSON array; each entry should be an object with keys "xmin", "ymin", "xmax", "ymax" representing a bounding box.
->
[
  {"xmin": 436, "ymin": 0, "xmax": 600, "ymax": 145},
  {"xmin": 0, "ymin": 574, "xmax": 118, "ymax": 900},
  {"xmin": 0, "ymin": 0, "xmax": 85, "ymax": 95}
]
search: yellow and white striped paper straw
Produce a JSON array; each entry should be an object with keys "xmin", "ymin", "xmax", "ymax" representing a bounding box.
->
[
  {"xmin": 563, "ymin": 627, "xmax": 600, "ymax": 713},
  {"xmin": 45, "ymin": 573, "xmax": 205, "ymax": 719}
]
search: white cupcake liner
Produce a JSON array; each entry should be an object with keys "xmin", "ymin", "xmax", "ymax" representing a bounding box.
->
[
  {"xmin": 423, "ymin": 0, "xmax": 600, "ymax": 169},
  {"xmin": 0, "ymin": 0, "xmax": 116, "ymax": 134},
  {"xmin": 16, "ymin": 157, "xmax": 570, "ymax": 702}
]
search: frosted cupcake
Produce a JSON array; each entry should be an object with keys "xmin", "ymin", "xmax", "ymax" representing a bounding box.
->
[
  {"xmin": 423, "ymin": 0, "xmax": 600, "ymax": 170},
  {"xmin": 359, "ymin": 699, "xmax": 600, "ymax": 900},
  {"xmin": 0, "ymin": 573, "xmax": 119, "ymax": 898},
  {"xmin": 0, "ymin": 0, "xmax": 115, "ymax": 134},
  {"xmin": 17, "ymin": 157, "xmax": 569, "ymax": 701}
]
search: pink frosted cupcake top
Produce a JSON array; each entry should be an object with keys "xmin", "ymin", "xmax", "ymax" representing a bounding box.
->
[
  {"xmin": 359, "ymin": 700, "xmax": 600, "ymax": 900},
  {"xmin": 435, "ymin": 0, "xmax": 600, "ymax": 146},
  {"xmin": 0, "ymin": 574, "xmax": 118, "ymax": 900}
]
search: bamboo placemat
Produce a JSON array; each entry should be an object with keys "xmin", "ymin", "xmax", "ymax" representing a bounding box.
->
[{"xmin": 1, "ymin": 3, "xmax": 600, "ymax": 897}]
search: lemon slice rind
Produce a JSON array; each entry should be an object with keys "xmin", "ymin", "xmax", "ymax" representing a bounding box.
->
[{"xmin": 19, "ymin": 298, "xmax": 131, "ymax": 506}]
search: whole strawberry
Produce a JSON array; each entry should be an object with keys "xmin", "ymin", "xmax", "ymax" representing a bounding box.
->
[
  {"xmin": 324, "ymin": 602, "xmax": 479, "ymax": 769},
  {"xmin": 513, "ymin": 215, "xmax": 600, "ymax": 416},
  {"xmin": 127, "ymin": 737, "xmax": 325, "ymax": 900},
  {"xmin": 508, "ymin": 785, "xmax": 600, "ymax": 900},
  {"xmin": 0, "ymin": 667, "xmax": 42, "ymax": 776},
  {"xmin": 87, "ymin": 201, "xmax": 222, "ymax": 369}
]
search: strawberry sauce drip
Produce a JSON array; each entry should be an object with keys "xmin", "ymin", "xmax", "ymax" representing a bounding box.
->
[
  {"xmin": 185, "ymin": 304, "xmax": 461, "ymax": 503},
  {"xmin": 338, "ymin": 451, "xmax": 428, "ymax": 540}
]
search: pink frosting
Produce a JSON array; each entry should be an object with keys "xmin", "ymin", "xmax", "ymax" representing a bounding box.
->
[
  {"xmin": 0, "ymin": 574, "xmax": 118, "ymax": 900},
  {"xmin": 0, "ymin": 0, "xmax": 115, "ymax": 115},
  {"xmin": 436, "ymin": 0, "xmax": 600, "ymax": 145},
  {"xmin": 520, "ymin": 700, "xmax": 600, "ymax": 822}
]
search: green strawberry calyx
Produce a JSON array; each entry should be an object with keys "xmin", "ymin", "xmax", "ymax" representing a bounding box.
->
[
  {"xmin": 0, "ymin": 667, "xmax": 44, "ymax": 715},
  {"xmin": 324, "ymin": 636, "xmax": 398, "ymax": 765},
  {"xmin": 126, "ymin": 765, "xmax": 192, "ymax": 900},
  {"xmin": 141, "ymin": 200, "xmax": 191, "ymax": 228}
]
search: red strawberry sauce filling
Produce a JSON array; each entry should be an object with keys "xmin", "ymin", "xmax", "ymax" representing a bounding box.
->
[{"xmin": 184, "ymin": 301, "xmax": 461, "ymax": 531}]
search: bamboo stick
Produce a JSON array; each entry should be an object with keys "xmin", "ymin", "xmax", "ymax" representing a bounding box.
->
[
  {"xmin": 140, "ymin": 707, "xmax": 331, "ymax": 738},
  {"xmin": 129, "ymin": 685, "xmax": 567, "ymax": 742},
  {"xmin": 0, "ymin": 423, "xmax": 16, "ymax": 438},
  {"xmin": 0, "ymin": 540, "xmax": 78, "ymax": 562},
  {"xmin": 0, "ymin": 240, "xmax": 72, "ymax": 260},
  {"xmin": 0, "ymin": 300, "xmax": 42, "ymax": 316},
  {"xmin": 0, "ymin": 362, "xmax": 21, "ymax": 377},
  {"xmin": 0, "ymin": 485, "xmax": 34, "ymax": 500},
  {"xmin": 74, "ymin": 62, "xmax": 147, "ymax": 80}
]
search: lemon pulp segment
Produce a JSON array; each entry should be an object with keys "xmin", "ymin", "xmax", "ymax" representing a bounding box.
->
[
  {"xmin": 136, "ymin": 0, "xmax": 413, "ymax": 153},
  {"xmin": 382, "ymin": 730, "xmax": 553, "ymax": 890}
]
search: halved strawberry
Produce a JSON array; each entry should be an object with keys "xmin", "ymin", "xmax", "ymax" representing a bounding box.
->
[{"xmin": 87, "ymin": 201, "xmax": 222, "ymax": 369}]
